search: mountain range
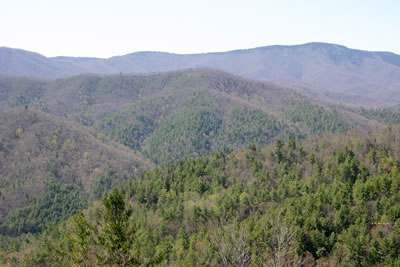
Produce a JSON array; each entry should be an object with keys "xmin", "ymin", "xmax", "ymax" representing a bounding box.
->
[
  {"xmin": 1, "ymin": 42, "xmax": 400, "ymax": 106},
  {"xmin": 0, "ymin": 53, "xmax": 399, "ymax": 234},
  {"xmin": 1, "ymin": 41, "xmax": 400, "ymax": 265},
  {"xmin": 1, "ymin": 68, "xmax": 391, "ymax": 165}
]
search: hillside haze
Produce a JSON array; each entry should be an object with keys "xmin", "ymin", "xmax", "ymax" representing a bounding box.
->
[{"xmin": 1, "ymin": 43, "xmax": 400, "ymax": 106}]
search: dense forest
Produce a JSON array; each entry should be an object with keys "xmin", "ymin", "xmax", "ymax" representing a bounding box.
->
[
  {"xmin": 1, "ymin": 126, "xmax": 399, "ymax": 266},
  {"xmin": 0, "ymin": 108, "xmax": 152, "ymax": 238},
  {"xmin": 1, "ymin": 70, "xmax": 400, "ymax": 266},
  {"xmin": 2, "ymin": 2, "xmax": 400, "ymax": 264},
  {"xmin": 1, "ymin": 70, "xmax": 397, "ymax": 165}
]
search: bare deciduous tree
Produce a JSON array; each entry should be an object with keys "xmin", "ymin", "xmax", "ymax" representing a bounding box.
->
[
  {"xmin": 210, "ymin": 222, "xmax": 251, "ymax": 267},
  {"xmin": 260, "ymin": 212, "xmax": 304, "ymax": 267}
]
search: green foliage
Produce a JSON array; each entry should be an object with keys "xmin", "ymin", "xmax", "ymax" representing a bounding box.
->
[
  {"xmin": 146, "ymin": 109, "xmax": 221, "ymax": 164},
  {"xmin": 0, "ymin": 70, "xmax": 397, "ymax": 169},
  {"xmin": 35, "ymin": 70, "xmax": 381, "ymax": 165},
  {"xmin": 90, "ymin": 131, "xmax": 396, "ymax": 266},
  {"xmin": 91, "ymin": 167, "xmax": 127, "ymax": 199},
  {"xmin": 8, "ymin": 181, "xmax": 87, "ymax": 235},
  {"xmin": 15, "ymin": 127, "xmax": 23, "ymax": 137},
  {"xmin": 0, "ymin": 108, "xmax": 151, "ymax": 240},
  {"xmin": 98, "ymin": 190, "xmax": 140, "ymax": 266},
  {"xmin": 285, "ymin": 101, "xmax": 350, "ymax": 135},
  {"xmin": 4, "ymin": 125, "xmax": 400, "ymax": 266},
  {"xmin": 95, "ymin": 113, "xmax": 156, "ymax": 151},
  {"xmin": 359, "ymin": 106, "xmax": 400, "ymax": 124},
  {"xmin": 219, "ymin": 107, "xmax": 280, "ymax": 147},
  {"xmin": 97, "ymin": 99, "xmax": 291, "ymax": 165},
  {"xmin": 51, "ymin": 190, "xmax": 140, "ymax": 266}
]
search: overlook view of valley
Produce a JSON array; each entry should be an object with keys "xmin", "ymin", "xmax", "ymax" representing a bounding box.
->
[{"xmin": 1, "ymin": 1, "xmax": 400, "ymax": 266}]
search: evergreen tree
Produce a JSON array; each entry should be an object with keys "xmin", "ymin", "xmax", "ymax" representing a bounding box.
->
[{"xmin": 97, "ymin": 190, "xmax": 140, "ymax": 266}]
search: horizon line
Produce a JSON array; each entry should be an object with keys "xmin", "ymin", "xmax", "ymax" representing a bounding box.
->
[{"xmin": 1, "ymin": 41, "xmax": 399, "ymax": 59}]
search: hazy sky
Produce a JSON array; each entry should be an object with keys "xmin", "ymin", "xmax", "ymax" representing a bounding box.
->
[{"xmin": 2, "ymin": 0, "xmax": 399, "ymax": 57}]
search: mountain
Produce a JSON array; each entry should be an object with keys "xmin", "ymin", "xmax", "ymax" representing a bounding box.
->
[
  {"xmin": 0, "ymin": 47, "xmax": 82, "ymax": 78},
  {"xmin": 0, "ymin": 69, "xmax": 389, "ymax": 165},
  {"xmin": 1, "ymin": 55, "xmax": 400, "ymax": 266},
  {"xmin": 2, "ymin": 43, "xmax": 400, "ymax": 106},
  {"xmin": 0, "ymin": 107, "xmax": 152, "ymax": 235}
]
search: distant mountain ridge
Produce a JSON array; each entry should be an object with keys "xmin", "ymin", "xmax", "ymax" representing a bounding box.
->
[{"xmin": 1, "ymin": 42, "xmax": 400, "ymax": 106}]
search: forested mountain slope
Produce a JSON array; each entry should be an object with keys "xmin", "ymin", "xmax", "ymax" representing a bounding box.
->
[
  {"xmin": 6, "ymin": 126, "xmax": 400, "ymax": 266},
  {"xmin": 0, "ymin": 69, "xmax": 390, "ymax": 165},
  {"xmin": 2, "ymin": 43, "xmax": 400, "ymax": 106},
  {"xmin": 0, "ymin": 108, "xmax": 152, "ymax": 236}
]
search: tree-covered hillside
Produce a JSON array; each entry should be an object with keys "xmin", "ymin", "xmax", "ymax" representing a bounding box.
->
[
  {"xmin": 0, "ymin": 108, "xmax": 152, "ymax": 237},
  {"xmin": 94, "ymin": 91, "xmax": 354, "ymax": 165},
  {"xmin": 0, "ymin": 69, "xmax": 397, "ymax": 166},
  {"xmin": 94, "ymin": 91, "xmax": 290, "ymax": 165},
  {"xmin": 5, "ymin": 126, "xmax": 400, "ymax": 266},
  {"xmin": 358, "ymin": 106, "xmax": 400, "ymax": 125}
]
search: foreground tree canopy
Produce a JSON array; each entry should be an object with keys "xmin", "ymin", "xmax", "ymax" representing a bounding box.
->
[{"xmin": 1, "ymin": 127, "xmax": 400, "ymax": 266}]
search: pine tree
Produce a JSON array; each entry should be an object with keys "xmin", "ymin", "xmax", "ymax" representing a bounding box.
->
[{"xmin": 97, "ymin": 190, "xmax": 140, "ymax": 266}]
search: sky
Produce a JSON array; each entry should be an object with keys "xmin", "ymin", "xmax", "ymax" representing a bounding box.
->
[{"xmin": 1, "ymin": 0, "xmax": 399, "ymax": 58}]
